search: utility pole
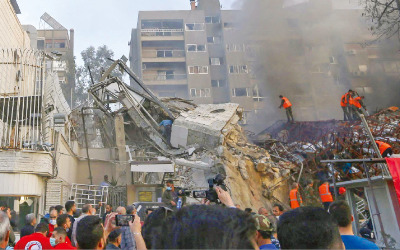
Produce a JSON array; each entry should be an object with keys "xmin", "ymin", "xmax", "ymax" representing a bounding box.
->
[{"xmin": 81, "ymin": 107, "xmax": 93, "ymax": 185}]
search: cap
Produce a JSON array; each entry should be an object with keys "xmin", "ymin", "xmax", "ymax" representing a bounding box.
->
[
  {"xmin": 254, "ymin": 214, "xmax": 274, "ymax": 232},
  {"xmin": 339, "ymin": 187, "xmax": 346, "ymax": 195}
]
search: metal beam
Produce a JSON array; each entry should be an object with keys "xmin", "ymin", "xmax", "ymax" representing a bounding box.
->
[
  {"xmin": 321, "ymin": 158, "xmax": 387, "ymax": 164},
  {"xmin": 109, "ymin": 58, "xmax": 175, "ymax": 119}
]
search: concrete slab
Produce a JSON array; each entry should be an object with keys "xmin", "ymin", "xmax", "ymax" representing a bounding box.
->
[
  {"xmin": 171, "ymin": 103, "xmax": 240, "ymax": 149},
  {"xmin": 170, "ymin": 125, "xmax": 189, "ymax": 148}
]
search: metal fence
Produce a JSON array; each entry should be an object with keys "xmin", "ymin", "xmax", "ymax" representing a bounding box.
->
[{"xmin": 0, "ymin": 49, "xmax": 45, "ymax": 149}]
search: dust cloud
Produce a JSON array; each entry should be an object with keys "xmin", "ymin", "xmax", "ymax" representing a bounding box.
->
[{"xmin": 231, "ymin": 0, "xmax": 400, "ymax": 132}]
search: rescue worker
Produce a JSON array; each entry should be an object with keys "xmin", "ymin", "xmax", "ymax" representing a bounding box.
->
[
  {"xmin": 375, "ymin": 140, "xmax": 393, "ymax": 157},
  {"xmin": 159, "ymin": 119, "xmax": 173, "ymax": 144},
  {"xmin": 279, "ymin": 95, "xmax": 294, "ymax": 123},
  {"xmin": 303, "ymin": 179, "xmax": 322, "ymax": 207},
  {"xmin": 347, "ymin": 90, "xmax": 357, "ymax": 120},
  {"xmin": 340, "ymin": 91, "xmax": 352, "ymax": 121},
  {"xmin": 352, "ymin": 96, "xmax": 368, "ymax": 117},
  {"xmin": 319, "ymin": 180, "xmax": 334, "ymax": 211},
  {"xmin": 289, "ymin": 182, "xmax": 302, "ymax": 209}
]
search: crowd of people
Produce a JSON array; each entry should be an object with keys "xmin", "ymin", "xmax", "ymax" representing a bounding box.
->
[{"xmin": 0, "ymin": 183, "xmax": 380, "ymax": 250}]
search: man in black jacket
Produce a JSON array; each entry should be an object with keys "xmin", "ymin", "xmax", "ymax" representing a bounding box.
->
[{"xmin": 20, "ymin": 213, "xmax": 36, "ymax": 238}]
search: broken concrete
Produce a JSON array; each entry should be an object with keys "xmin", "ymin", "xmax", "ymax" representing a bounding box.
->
[
  {"xmin": 171, "ymin": 103, "xmax": 241, "ymax": 149},
  {"xmin": 86, "ymin": 59, "xmax": 296, "ymax": 210}
]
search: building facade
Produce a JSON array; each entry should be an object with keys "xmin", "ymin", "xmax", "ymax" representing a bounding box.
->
[{"xmin": 129, "ymin": 0, "xmax": 257, "ymax": 123}]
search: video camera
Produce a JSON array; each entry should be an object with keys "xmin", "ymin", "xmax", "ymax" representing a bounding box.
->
[{"xmin": 192, "ymin": 174, "xmax": 227, "ymax": 203}]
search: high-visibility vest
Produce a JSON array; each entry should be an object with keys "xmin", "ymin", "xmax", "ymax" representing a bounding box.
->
[
  {"xmin": 340, "ymin": 94, "xmax": 347, "ymax": 107},
  {"xmin": 375, "ymin": 140, "xmax": 391, "ymax": 155},
  {"xmin": 319, "ymin": 183, "xmax": 333, "ymax": 203},
  {"xmin": 290, "ymin": 188, "xmax": 302, "ymax": 209},
  {"xmin": 348, "ymin": 95, "xmax": 354, "ymax": 106},
  {"xmin": 282, "ymin": 97, "xmax": 292, "ymax": 109},
  {"xmin": 353, "ymin": 97, "xmax": 362, "ymax": 108}
]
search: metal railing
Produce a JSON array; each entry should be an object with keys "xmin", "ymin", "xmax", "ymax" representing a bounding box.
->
[
  {"xmin": 0, "ymin": 49, "xmax": 45, "ymax": 149},
  {"xmin": 142, "ymin": 74, "xmax": 187, "ymax": 81},
  {"xmin": 141, "ymin": 28, "xmax": 184, "ymax": 37},
  {"xmin": 142, "ymin": 50, "xmax": 185, "ymax": 58}
]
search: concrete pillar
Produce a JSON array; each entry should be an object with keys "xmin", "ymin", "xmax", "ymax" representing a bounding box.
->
[{"xmin": 114, "ymin": 114, "xmax": 129, "ymax": 185}]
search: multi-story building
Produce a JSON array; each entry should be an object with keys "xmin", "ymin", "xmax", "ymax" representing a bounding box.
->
[
  {"xmin": 37, "ymin": 13, "xmax": 75, "ymax": 105},
  {"xmin": 130, "ymin": 0, "xmax": 400, "ymax": 129},
  {"xmin": 129, "ymin": 0, "xmax": 257, "ymax": 122}
]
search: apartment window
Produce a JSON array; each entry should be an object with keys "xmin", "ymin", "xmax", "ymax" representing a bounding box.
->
[
  {"xmin": 188, "ymin": 66, "xmax": 208, "ymax": 74},
  {"xmin": 229, "ymin": 65, "xmax": 248, "ymax": 74},
  {"xmin": 157, "ymin": 70, "xmax": 174, "ymax": 80},
  {"xmin": 190, "ymin": 88, "xmax": 197, "ymax": 97},
  {"xmin": 141, "ymin": 20, "xmax": 183, "ymax": 29},
  {"xmin": 190, "ymin": 88, "xmax": 211, "ymax": 98},
  {"xmin": 37, "ymin": 40, "xmax": 44, "ymax": 50},
  {"xmin": 223, "ymin": 22, "xmax": 235, "ymax": 29},
  {"xmin": 253, "ymin": 85, "xmax": 265, "ymax": 102},
  {"xmin": 200, "ymin": 88, "xmax": 211, "ymax": 97},
  {"xmin": 210, "ymin": 57, "xmax": 224, "ymax": 65},
  {"xmin": 187, "ymin": 44, "xmax": 206, "ymax": 52},
  {"xmin": 205, "ymin": 16, "xmax": 220, "ymax": 24},
  {"xmin": 186, "ymin": 23, "xmax": 204, "ymax": 31},
  {"xmin": 54, "ymin": 42, "xmax": 66, "ymax": 48},
  {"xmin": 232, "ymin": 88, "xmax": 250, "ymax": 97},
  {"xmin": 45, "ymin": 43, "xmax": 52, "ymax": 49},
  {"xmin": 211, "ymin": 80, "xmax": 226, "ymax": 88},
  {"xmin": 157, "ymin": 50, "xmax": 173, "ymax": 57},
  {"xmin": 226, "ymin": 44, "xmax": 245, "ymax": 52},
  {"xmin": 207, "ymin": 36, "xmax": 222, "ymax": 44}
]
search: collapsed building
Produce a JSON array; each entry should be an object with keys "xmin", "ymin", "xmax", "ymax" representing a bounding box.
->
[{"xmin": 80, "ymin": 58, "xmax": 297, "ymax": 210}]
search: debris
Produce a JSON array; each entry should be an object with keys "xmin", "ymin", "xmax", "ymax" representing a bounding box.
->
[{"xmin": 84, "ymin": 58, "xmax": 297, "ymax": 209}]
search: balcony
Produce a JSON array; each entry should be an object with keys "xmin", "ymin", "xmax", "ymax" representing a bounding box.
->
[
  {"xmin": 142, "ymin": 50, "xmax": 186, "ymax": 63},
  {"xmin": 141, "ymin": 29, "xmax": 184, "ymax": 41},
  {"xmin": 142, "ymin": 74, "xmax": 187, "ymax": 86}
]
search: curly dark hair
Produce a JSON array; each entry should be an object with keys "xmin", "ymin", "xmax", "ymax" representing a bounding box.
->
[{"xmin": 154, "ymin": 205, "xmax": 257, "ymax": 249}]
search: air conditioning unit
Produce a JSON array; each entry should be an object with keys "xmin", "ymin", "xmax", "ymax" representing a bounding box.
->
[{"xmin": 347, "ymin": 50, "xmax": 357, "ymax": 55}]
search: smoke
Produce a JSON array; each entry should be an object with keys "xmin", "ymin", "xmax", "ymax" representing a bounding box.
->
[{"xmin": 232, "ymin": 0, "xmax": 400, "ymax": 132}]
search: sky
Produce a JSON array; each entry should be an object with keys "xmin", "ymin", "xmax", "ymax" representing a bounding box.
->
[{"xmin": 17, "ymin": 0, "xmax": 238, "ymax": 67}]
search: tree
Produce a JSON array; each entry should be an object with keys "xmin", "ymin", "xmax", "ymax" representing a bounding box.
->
[
  {"xmin": 74, "ymin": 45, "xmax": 123, "ymax": 107},
  {"xmin": 362, "ymin": 0, "xmax": 400, "ymax": 41}
]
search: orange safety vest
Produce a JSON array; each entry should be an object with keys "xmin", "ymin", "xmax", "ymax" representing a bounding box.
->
[
  {"xmin": 353, "ymin": 97, "xmax": 362, "ymax": 109},
  {"xmin": 319, "ymin": 183, "xmax": 333, "ymax": 203},
  {"xmin": 340, "ymin": 94, "xmax": 347, "ymax": 107},
  {"xmin": 375, "ymin": 140, "xmax": 391, "ymax": 155},
  {"xmin": 282, "ymin": 97, "xmax": 292, "ymax": 109},
  {"xmin": 290, "ymin": 188, "xmax": 302, "ymax": 209},
  {"xmin": 348, "ymin": 95, "xmax": 354, "ymax": 106}
]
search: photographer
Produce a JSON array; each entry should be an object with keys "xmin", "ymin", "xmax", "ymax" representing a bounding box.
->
[{"xmin": 162, "ymin": 180, "xmax": 186, "ymax": 208}]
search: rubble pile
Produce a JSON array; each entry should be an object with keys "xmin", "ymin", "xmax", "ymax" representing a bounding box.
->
[
  {"xmin": 253, "ymin": 107, "xmax": 400, "ymax": 181},
  {"xmin": 165, "ymin": 102, "xmax": 296, "ymax": 209},
  {"xmin": 84, "ymin": 59, "xmax": 299, "ymax": 210}
]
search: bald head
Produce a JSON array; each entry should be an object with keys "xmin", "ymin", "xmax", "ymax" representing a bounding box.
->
[
  {"xmin": 258, "ymin": 207, "xmax": 269, "ymax": 216},
  {"xmin": 116, "ymin": 207, "xmax": 126, "ymax": 215}
]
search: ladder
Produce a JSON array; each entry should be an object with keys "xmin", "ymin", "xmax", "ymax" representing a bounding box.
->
[{"xmin": 70, "ymin": 184, "xmax": 109, "ymax": 217}]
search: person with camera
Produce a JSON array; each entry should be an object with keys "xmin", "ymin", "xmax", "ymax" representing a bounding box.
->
[{"xmin": 162, "ymin": 180, "xmax": 186, "ymax": 209}]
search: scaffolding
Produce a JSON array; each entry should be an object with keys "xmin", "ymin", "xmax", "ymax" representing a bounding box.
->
[{"xmin": 70, "ymin": 184, "xmax": 109, "ymax": 217}]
